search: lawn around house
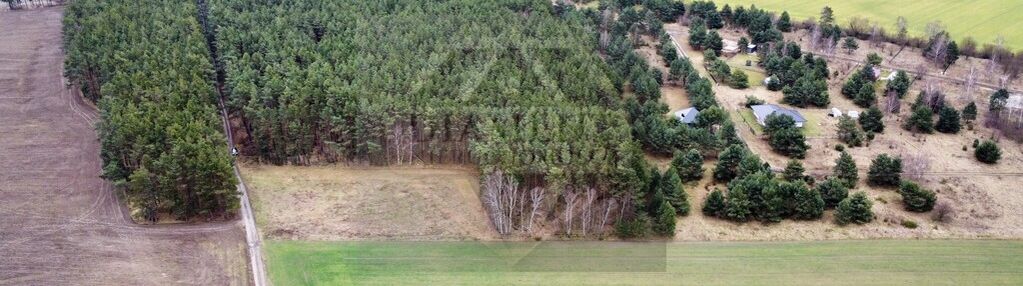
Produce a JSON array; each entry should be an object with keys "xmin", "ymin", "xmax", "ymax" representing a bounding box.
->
[
  {"xmin": 708, "ymin": 0, "xmax": 1023, "ymax": 50},
  {"xmin": 735, "ymin": 109, "xmax": 821, "ymax": 137},
  {"xmin": 265, "ymin": 240, "xmax": 1023, "ymax": 285}
]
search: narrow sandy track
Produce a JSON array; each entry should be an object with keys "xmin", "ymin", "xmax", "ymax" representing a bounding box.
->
[{"xmin": 0, "ymin": 7, "xmax": 248, "ymax": 285}]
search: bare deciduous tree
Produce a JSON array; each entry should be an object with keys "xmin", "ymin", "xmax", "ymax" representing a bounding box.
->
[
  {"xmin": 562, "ymin": 190, "xmax": 578, "ymax": 235},
  {"xmin": 927, "ymin": 33, "xmax": 949, "ymax": 68},
  {"xmin": 599, "ymin": 198, "xmax": 617, "ymax": 235},
  {"xmin": 963, "ymin": 66, "xmax": 978, "ymax": 103},
  {"xmin": 482, "ymin": 171, "xmax": 520, "ymax": 235},
  {"xmin": 902, "ymin": 153, "xmax": 931, "ymax": 181},
  {"xmin": 526, "ymin": 187, "xmax": 545, "ymax": 233},
  {"xmin": 885, "ymin": 90, "xmax": 901, "ymax": 114},
  {"xmin": 580, "ymin": 188, "xmax": 596, "ymax": 236},
  {"xmin": 914, "ymin": 63, "xmax": 929, "ymax": 80}
]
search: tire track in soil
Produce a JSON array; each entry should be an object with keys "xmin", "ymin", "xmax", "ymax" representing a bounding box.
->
[{"xmin": 0, "ymin": 7, "xmax": 248, "ymax": 285}]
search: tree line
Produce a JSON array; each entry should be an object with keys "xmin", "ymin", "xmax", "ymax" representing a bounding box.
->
[{"xmin": 63, "ymin": 0, "xmax": 237, "ymax": 221}]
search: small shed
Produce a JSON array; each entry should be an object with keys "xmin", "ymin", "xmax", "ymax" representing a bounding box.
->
[
  {"xmin": 674, "ymin": 107, "xmax": 700, "ymax": 125},
  {"xmin": 830, "ymin": 107, "xmax": 842, "ymax": 117},
  {"xmin": 722, "ymin": 39, "xmax": 740, "ymax": 55},
  {"xmin": 747, "ymin": 43, "xmax": 757, "ymax": 53},
  {"xmin": 848, "ymin": 110, "xmax": 860, "ymax": 119}
]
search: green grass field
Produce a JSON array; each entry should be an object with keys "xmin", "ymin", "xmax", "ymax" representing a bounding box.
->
[
  {"xmin": 710, "ymin": 0, "xmax": 1023, "ymax": 50},
  {"xmin": 266, "ymin": 239, "xmax": 1023, "ymax": 285}
]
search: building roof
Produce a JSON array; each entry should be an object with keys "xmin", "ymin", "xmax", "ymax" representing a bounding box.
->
[
  {"xmin": 722, "ymin": 39, "xmax": 739, "ymax": 53},
  {"xmin": 674, "ymin": 107, "xmax": 700, "ymax": 124},
  {"xmin": 751, "ymin": 104, "xmax": 806, "ymax": 123},
  {"xmin": 1006, "ymin": 94, "xmax": 1023, "ymax": 110}
]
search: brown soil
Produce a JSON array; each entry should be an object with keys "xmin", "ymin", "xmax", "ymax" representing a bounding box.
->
[
  {"xmin": 656, "ymin": 23, "xmax": 1023, "ymax": 241},
  {"xmin": 239, "ymin": 163, "xmax": 496, "ymax": 241},
  {"xmin": 0, "ymin": 7, "xmax": 247, "ymax": 285}
]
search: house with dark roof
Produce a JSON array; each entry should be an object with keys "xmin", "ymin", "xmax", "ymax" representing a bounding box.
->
[
  {"xmin": 673, "ymin": 107, "xmax": 700, "ymax": 125},
  {"xmin": 750, "ymin": 104, "xmax": 806, "ymax": 128}
]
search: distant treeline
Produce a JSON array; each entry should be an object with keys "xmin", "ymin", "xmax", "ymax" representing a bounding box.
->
[{"xmin": 63, "ymin": 0, "xmax": 237, "ymax": 221}]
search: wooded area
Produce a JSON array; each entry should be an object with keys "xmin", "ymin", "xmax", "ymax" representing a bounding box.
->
[{"xmin": 63, "ymin": 0, "xmax": 237, "ymax": 221}]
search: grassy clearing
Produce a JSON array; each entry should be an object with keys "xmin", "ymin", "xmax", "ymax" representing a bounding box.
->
[
  {"xmin": 265, "ymin": 239, "xmax": 1023, "ymax": 285},
  {"xmin": 709, "ymin": 0, "xmax": 1023, "ymax": 50},
  {"xmin": 239, "ymin": 163, "xmax": 494, "ymax": 240},
  {"xmin": 736, "ymin": 109, "xmax": 763, "ymax": 135}
]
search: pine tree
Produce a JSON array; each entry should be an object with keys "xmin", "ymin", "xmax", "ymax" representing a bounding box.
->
[
  {"xmin": 854, "ymin": 82, "xmax": 877, "ymax": 107},
  {"xmin": 815, "ymin": 177, "xmax": 849, "ymax": 208},
  {"xmin": 886, "ymin": 70, "xmax": 912, "ymax": 98},
  {"xmin": 898, "ymin": 181, "xmax": 936, "ymax": 212},
  {"xmin": 962, "ymin": 102, "xmax": 977, "ymax": 122},
  {"xmin": 833, "ymin": 151, "xmax": 859, "ymax": 188},
  {"xmin": 836, "ymin": 192, "xmax": 874, "ymax": 225},
  {"xmin": 714, "ymin": 144, "xmax": 747, "ymax": 182},
  {"xmin": 783, "ymin": 159, "xmax": 806, "ymax": 182},
  {"xmin": 858, "ymin": 106, "xmax": 885, "ymax": 133},
  {"xmin": 777, "ymin": 11, "xmax": 792, "ymax": 32},
  {"xmin": 660, "ymin": 168, "xmax": 690, "ymax": 215},
  {"xmin": 867, "ymin": 154, "xmax": 903, "ymax": 187},
  {"xmin": 975, "ymin": 140, "xmax": 1002, "ymax": 164},
  {"xmin": 724, "ymin": 187, "xmax": 753, "ymax": 222},
  {"xmin": 837, "ymin": 115, "xmax": 865, "ymax": 147},
  {"xmin": 792, "ymin": 182, "xmax": 824, "ymax": 220},
  {"xmin": 935, "ymin": 106, "xmax": 961, "ymax": 133},
  {"xmin": 904, "ymin": 106, "xmax": 935, "ymax": 133},
  {"xmin": 672, "ymin": 149, "xmax": 705, "ymax": 182},
  {"xmin": 653, "ymin": 200, "xmax": 677, "ymax": 236},
  {"xmin": 702, "ymin": 188, "xmax": 726, "ymax": 217}
]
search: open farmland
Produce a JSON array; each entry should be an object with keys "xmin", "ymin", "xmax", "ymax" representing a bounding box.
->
[
  {"xmin": 710, "ymin": 0, "xmax": 1023, "ymax": 50},
  {"xmin": 0, "ymin": 7, "xmax": 247, "ymax": 285},
  {"xmin": 265, "ymin": 239, "xmax": 1023, "ymax": 285}
]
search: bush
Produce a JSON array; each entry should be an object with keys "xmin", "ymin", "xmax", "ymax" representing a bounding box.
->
[
  {"xmin": 898, "ymin": 181, "xmax": 936, "ymax": 212},
  {"xmin": 932, "ymin": 200, "xmax": 955, "ymax": 222},
  {"xmin": 815, "ymin": 177, "xmax": 849, "ymax": 208},
  {"xmin": 867, "ymin": 154, "xmax": 903, "ymax": 187},
  {"xmin": 729, "ymin": 70, "xmax": 750, "ymax": 89},
  {"xmin": 615, "ymin": 215, "xmax": 650, "ymax": 238},
  {"xmin": 836, "ymin": 192, "xmax": 874, "ymax": 225},
  {"xmin": 745, "ymin": 96, "xmax": 765, "ymax": 107},
  {"xmin": 900, "ymin": 219, "xmax": 918, "ymax": 229},
  {"xmin": 702, "ymin": 188, "xmax": 726, "ymax": 217},
  {"xmin": 834, "ymin": 144, "xmax": 845, "ymax": 152},
  {"xmin": 975, "ymin": 140, "xmax": 1002, "ymax": 164}
]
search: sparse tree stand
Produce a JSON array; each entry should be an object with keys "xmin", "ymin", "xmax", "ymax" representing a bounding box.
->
[
  {"xmin": 975, "ymin": 140, "xmax": 1002, "ymax": 164},
  {"xmin": 836, "ymin": 192, "xmax": 874, "ymax": 225}
]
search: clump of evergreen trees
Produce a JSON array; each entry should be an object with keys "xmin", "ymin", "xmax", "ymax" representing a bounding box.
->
[{"xmin": 64, "ymin": 0, "xmax": 238, "ymax": 221}]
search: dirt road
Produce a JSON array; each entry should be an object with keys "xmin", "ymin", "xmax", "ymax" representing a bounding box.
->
[{"xmin": 0, "ymin": 7, "xmax": 248, "ymax": 285}]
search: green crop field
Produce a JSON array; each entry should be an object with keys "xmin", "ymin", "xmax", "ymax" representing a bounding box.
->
[
  {"xmin": 709, "ymin": 0, "xmax": 1023, "ymax": 50},
  {"xmin": 266, "ymin": 239, "xmax": 1023, "ymax": 285}
]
